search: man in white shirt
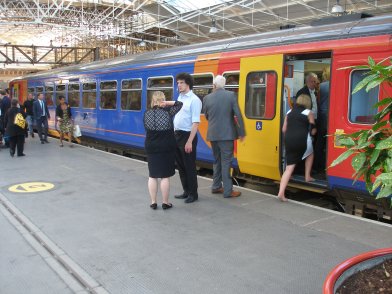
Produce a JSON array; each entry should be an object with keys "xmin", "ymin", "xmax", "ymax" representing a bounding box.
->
[{"xmin": 173, "ymin": 73, "xmax": 202, "ymax": 204}]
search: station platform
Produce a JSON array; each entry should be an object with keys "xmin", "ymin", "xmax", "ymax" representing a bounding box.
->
[{"xmin": 1, "ymin": 137, "xmax": 391, "ymax": 294}]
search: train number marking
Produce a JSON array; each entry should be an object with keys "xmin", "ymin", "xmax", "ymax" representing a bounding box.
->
[{"xmin": 8, "ymin": 182, "xmax": 55, "ymax": 193}]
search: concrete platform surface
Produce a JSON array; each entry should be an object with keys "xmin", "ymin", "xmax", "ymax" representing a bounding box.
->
[{"xmin": 1, "ymin": 137, "xmax": 391, "ymax": 294}]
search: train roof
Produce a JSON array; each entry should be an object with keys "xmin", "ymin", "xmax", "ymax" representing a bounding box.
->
[{"xmin": 19, "ymin": 14, "xmax": 392, "ymax": 80}]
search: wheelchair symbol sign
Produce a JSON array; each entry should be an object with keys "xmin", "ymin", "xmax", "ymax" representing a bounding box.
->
[
  {"xmin": 256, "ymin": 121, "xmax": 263, "ymax": 130},
  {"xmin": 8, "ymin": 182, "xmax": 55, "ymax": 193}
]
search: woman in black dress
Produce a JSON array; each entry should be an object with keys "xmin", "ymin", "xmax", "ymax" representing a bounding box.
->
[
  {"xmin": 143, "ymin": 91, "xmax": 183, "ymax": 210},
  {"xmin": 278, "ymin": 94, "xmax": 317, "ymax": 202}
]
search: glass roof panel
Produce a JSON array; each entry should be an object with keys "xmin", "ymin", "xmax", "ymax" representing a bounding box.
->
[{"xmin": 166, "ymin": 0, "xmax": 228, "ymax": 13}]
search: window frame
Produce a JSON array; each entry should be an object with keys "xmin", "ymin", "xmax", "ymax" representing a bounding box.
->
[
  {"xmin": 244, "ymin": 70, "xmax": 277, "ymax": 120},
  {"xmin": 55, "ymin": 84, "xmax": 66, "ymax": 103},
  {"xmin": 44, "ymin": 83, "xmax": 54, "ymax": 106},
  {"xmin": 99, "ymin": 80, "xmax": 118, "ymax": 110},
  {"xmin": 146, "ymin": 75, "xmax": 174, "ymax": 109},
  {"xmin": 68, "ymin": 83, "xmax": 80, "ymax": 108},
  {"xmin": 82, "ymin": 81, "xmax": 97, "ymax": 109},
  {"xmin": 120, "ymin": 78, "xmax": 142, "ymax": 112},
  {"xmin": 222, "ymin": 71, "xmax": 240, "ymax": 92},
  {"xmin": 348, "ymin": 69, "xmax": 380, "ymax": 125}
]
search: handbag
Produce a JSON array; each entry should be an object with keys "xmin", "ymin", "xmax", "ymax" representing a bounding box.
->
[
  {"xmin": 73, "ymin": 124, "xmax": 82, "ymax": 137},
  {"xmin": 14, "ymin": 113, "xmax": 26, "ymax": 129}
]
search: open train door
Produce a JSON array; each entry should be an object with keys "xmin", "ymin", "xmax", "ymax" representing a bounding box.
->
[{"xmin": 237, "ymin": 54, "xmax": 283, "ymax": 180}]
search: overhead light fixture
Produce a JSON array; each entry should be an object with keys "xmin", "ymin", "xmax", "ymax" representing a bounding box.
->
[
  {"xmin": 209, "ymin": 19, "xmax": 218, "ymax": 34},
  {"xmin": 331, "ymin": 0, "xmax": 344, "ymax": 14}
]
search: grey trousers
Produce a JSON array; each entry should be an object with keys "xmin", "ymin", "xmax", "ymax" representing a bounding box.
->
[{"xmin": 211, "ymin": 140, "xmax": 234, "ymax": 197}]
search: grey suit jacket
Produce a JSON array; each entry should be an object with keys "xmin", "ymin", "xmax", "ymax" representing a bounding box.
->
[{"xmin": 203, "ymin": 88, "xmax": 245, "ymax": 141}]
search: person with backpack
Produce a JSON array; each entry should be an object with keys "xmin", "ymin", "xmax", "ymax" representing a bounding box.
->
[{"xmin": 4, "ymin": 98, "xmax": 27, "ymax": 157}]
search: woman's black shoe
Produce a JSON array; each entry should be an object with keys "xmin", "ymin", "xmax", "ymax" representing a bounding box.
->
[
  {"xmin": 162, "ymin": 203, "xmax": 173, "ymax": 210},
  {"xmin": 150, "ymin": 203, "xmax": 158, "ymax": 210}
]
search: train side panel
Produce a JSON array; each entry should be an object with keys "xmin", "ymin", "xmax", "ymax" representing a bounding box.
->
[{"xmin": 328, "ymin": 40, "xmax": 392, "ymax": 193}]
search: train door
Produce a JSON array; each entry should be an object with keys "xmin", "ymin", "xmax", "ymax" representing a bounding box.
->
[
  {"xmin": 237, "ymin": 54, "xmax": 283, "ymax": 180},
  {"xmin": 283, "ymin": 53, "xmax": 331, "ymax": 185}
]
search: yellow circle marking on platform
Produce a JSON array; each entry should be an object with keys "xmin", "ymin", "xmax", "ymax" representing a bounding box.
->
[{"xmin": 8, "ymin": 182, "xmax": 55, "ymax": 193}]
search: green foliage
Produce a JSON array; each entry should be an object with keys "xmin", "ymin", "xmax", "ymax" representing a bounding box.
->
[{"xmin": 330, "ymin": 56, "xmax": 392, "ymax": 201}]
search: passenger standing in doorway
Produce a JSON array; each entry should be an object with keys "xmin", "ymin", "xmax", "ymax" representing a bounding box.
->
[
  {"xmin": 56, "ymin": 96, "xmax": 73, "ymax": 147},
  {"xmin": 173, "ymin": 73, "xmax": 202, "ymax": 204},
  {"xmin": 203, "ymin": 75, "xmax": 245, "ymax": 198},
  {"xmin": 295, "ymin": 73, "xmax": 318, "ymax": 122},
  {"xmin": 5, "ymin": 98, "xmax": 26, "ymax": 157},
  {"xmin": 314, "ymin": 67, "xmax": 330, "ymax": 172},
  {"xmin": 143, "ymin": 91, "xmax": 183, "ymax": 210},
  {"xmin": 22, "ymin": 92, "xmax": 35, "ymax": 138},
  {"xmin": 278, "ymin": 94, "xmax": 317, "ymax": 202},
  {"xmin": 33, "ymin": 93, "xmax": 50, "ymax": 144}
]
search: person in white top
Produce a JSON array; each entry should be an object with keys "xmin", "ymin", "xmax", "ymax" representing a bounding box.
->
[{"xmin": 173, "ymin": 72, "xmax": 202, "ymax": 204}]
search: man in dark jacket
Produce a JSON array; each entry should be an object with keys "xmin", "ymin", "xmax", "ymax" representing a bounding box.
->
[
  {"xmin": 22, "ymin": 92, "xmax": 35, "ymax": 137},
  {"xmin": 5, "ymin": 98, "xmax": 26, "ymax": 157},
  {"xmin": 33, "ymin": 93, "xmax": 51, "ymax": 144},
  {"xmin": 295, "ymin": 73, "xmax": 319, "ymax": 121},
  {"xmin": 0, "ymin": 90, "xmax": 11, "ymax": 147}
]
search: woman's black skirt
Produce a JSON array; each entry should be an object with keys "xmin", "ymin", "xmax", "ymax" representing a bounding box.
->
[{"xmin": 147, "ymin": 151, "xmax": 176, "ymax": 178}]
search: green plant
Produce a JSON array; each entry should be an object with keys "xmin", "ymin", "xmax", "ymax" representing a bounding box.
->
[{"xmin": 330, "ymin": 56, "xmax": 392, "ymax": 200}]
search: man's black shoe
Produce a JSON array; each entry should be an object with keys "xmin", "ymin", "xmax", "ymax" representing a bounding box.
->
[
  {"xmin": 41, "ymin": 141, "xmax": 45, "ymax": 144},
  {"xmin": 184, "ymin": 196, "xmax": 197, "ymax": 203},
  {"xmin": 44, "ymin": 140, "xmax": 50, "ymax": 143},
  {"xmin": 175, "ymin": 193, "xmax": 188, "ymax": 199}
]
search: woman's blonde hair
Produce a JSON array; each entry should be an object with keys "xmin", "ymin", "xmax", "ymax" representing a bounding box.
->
[
  {"xmin": 296, "ymin": 94, "xmax": 311, "ymax": 110},
  {"xmin": 151, "ymin": 91, "xmax": 165, "ymax": 108}
]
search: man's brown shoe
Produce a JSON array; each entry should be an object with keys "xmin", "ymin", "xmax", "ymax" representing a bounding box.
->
[
  {"xmin": 211, "ymin": 187, "xmax": 224, "ymax": 194},
  {"xmin": 224, "ymin": 191, "xmax": 241, "ymax": 198}
]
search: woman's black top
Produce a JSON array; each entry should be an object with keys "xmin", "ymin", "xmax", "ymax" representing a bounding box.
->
[
  {"xmin": 55, "ymin": 103, "xmax": 72, "ymax": 119},
  {"xmin": 285, "ymin": 105, "xmax": 311, "ymax": 165},
  {"xmin": 143, "ymin": 101, "xmax": 183, "ymax": 154},
  {"xmin": 5, "ymin": 107, "xmax": 26, "ymax": 136}
]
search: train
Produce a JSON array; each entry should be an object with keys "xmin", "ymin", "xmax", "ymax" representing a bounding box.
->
[{"xmin": 9, "ymin": 14, "xmax": 392, "ymax": 218}]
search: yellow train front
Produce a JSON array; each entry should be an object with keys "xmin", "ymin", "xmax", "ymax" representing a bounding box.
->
[{"xmin": 10, "ymin": 14, "xmax": 392, "ymax": 218}]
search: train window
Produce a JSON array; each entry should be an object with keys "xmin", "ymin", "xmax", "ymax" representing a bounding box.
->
[
  {"xmin": 100, "ymin": 81, "xmax": 117, "ymax": 110},
  {"xmin": 223, "ymin": 72, "xmax": 240, "ymax": 93},
  {"xmin": 245, "ymin": 71, "xmax": 277, "ymax": 119},
  {"xmin": 82, "ymin": 82, "xmax": 96, "ymax": 109},
  {"xmin": 36, "ymin": 86, "xmax": 44, "ymax": 94},
  {"xmin": 122, "ymin": 79, "xmax": 142, "ymax": 90},
  {"xmin": 192, "ymin": 73, "xmax": 213, "ymax": 102},
  {"xmin": 68, "ymin": 83, "xmax": 80, "ymax": 108},
  {"xmin": 45, "ymin": 85, "xmax": 54, "ymax": 106},
  {"xmin": 349, "ymin": 70, "xmax": 379, "ymax": 124},
  {"xmin": 147, "ymin": 76, "xmax": 173, "ymax": 109},
  {"xmin": 55, "ymin": 84, "xmax": 66, "ymax": 103},
  {"xmin": 121, "ymin": 79, "xmax": 142, "ymax": 111},
  {"xmin": 28, "ymin": 88, "xmax": 35, "ymax": 95}
]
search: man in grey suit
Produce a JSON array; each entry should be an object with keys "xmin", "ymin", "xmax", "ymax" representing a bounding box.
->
[{"xmin": 203, "ymin": 75, "xmax": 245, "ymax": 198}]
